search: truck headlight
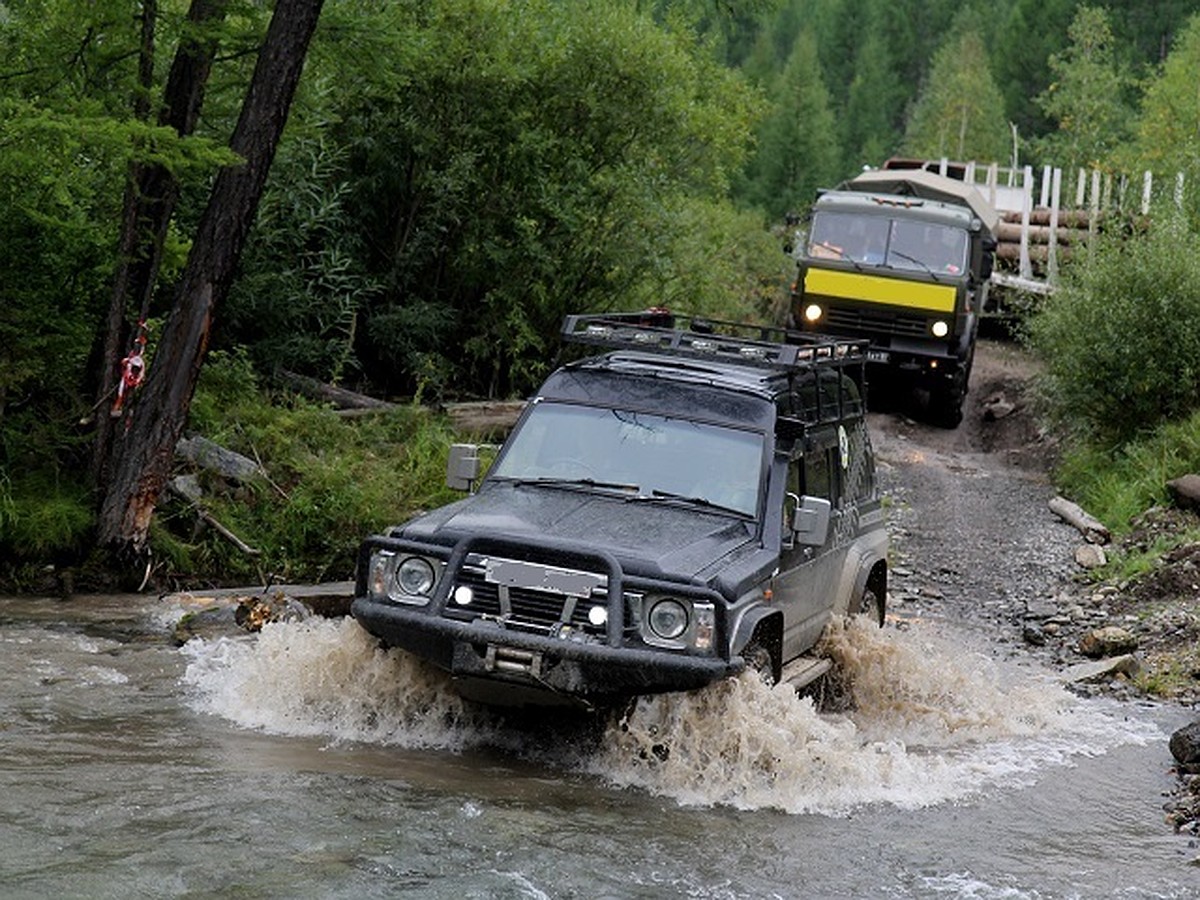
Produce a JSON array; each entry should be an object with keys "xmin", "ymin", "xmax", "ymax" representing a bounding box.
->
[
  {"xmin": 931, "ymin": 319, "xmax": 949, "ymax": 338},
  {"xmin": 804, "ymin": 303, "xmax": 824, "ymax": 323}
]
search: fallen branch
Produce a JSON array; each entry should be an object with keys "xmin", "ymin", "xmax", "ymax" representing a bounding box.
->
[
  {"xmin": 168, "ymin": 480, "xmax": 262, "ymax": 556},
  {"xmin": 279, "ymin": 369, "xmax": 396, "ymax": 410},
  {"xmin": 1049, "ymin": 495, "xmax": 1111, "ymax": 544},
  {"xmin": 197, "ymin": 509, "xmax": 261, "ymax": 556}
]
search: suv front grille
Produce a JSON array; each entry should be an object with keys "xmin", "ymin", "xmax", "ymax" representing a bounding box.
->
[{"xmin": 446, "ymin": 558, "xmax": 610, "ymax": 637}]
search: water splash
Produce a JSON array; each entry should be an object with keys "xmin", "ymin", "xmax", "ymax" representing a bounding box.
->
[
  {"xmin": 181, "ymin": 617, "xmax": 496, "ymax": 750},
  {"xmin": 591, "ymin": 619, "xmax": 1158, "ymax": 813},
  {"xmin": 180, "ymin": 616, "xmax": 1160, "ymax": 814}
]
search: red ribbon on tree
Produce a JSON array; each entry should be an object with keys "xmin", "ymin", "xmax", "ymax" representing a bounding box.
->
[{"xmin": 111, "ymin": 320, "xmax": 149, "ymax": 418}]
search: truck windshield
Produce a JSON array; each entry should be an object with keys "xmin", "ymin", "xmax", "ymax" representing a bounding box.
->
[
  {"xmin": 490, "ymin": 402, "xmax": 765, "ymax": 516},
  {"xmin": 809, "ymin": 211, "xmax": 968, "ymax": 275}
]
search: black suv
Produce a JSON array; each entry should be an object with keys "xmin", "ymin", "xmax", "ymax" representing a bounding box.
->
[{"xmin": 351, "ymin": 313, "xmax": 888, "ymax": 709}]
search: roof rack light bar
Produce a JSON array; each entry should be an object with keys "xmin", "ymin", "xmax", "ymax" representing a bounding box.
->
[{"xmin": 561, "ymin": 312, "xmax": 868, "ymax": 373}]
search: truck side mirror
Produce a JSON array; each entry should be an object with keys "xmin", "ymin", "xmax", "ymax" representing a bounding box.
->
[
  {"xmin": 792, "ymin": 495, "xmax": 832, "ymax": 547},
  {"xmin": 446, "ymin": 443, "xmax": 481, "ymax": 491},
  {"xmin": 980, "ymin": 235, "xmax": 997, "ymax": 280}
]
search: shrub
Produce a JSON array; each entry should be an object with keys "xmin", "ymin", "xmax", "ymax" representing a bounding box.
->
[{"xmin": 1028, "ymin": 212, "xmax": 1200, "ymax": 445}]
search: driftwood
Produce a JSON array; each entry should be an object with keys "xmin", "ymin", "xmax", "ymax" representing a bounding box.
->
[{"xmin": 1049, "ymin": 495, "xmax": 1111, "ymax": 544}]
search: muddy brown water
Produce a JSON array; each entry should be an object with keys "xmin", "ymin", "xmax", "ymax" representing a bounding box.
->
[{"xmin": 1, "ymin": 589, "xmax": 1195, "ymax": 899}]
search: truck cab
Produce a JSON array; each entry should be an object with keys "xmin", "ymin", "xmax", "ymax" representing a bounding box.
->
[
  {"xmin": 791, "ymin": 169, "xmax": 998, "ymax": 426},
  {"xmin": 351, "ymin": 313, "xmax": 888, "ymax": 710}
]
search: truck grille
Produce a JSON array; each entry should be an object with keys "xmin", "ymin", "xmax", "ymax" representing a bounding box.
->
[
  {"xmin": 446, "ymin": 557, "xmax": 611, "ymax": 637},
  {"xmin": 825, "ymin": 306, "xmax": 930, "ymax": 338}
]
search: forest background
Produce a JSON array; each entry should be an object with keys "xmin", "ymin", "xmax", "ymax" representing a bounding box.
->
[{"xmin": 4, "ymin": 0, "xmax": 1200, "ymax": 591}]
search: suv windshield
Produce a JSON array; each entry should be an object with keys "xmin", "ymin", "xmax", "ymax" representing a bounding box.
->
[
  {"xmin": 491, "ymin": 402, "xmax": 765, "ymax": 516},
  {"xmin": 809, "ymin": 211, "xmax": 968, "ymax": 275}
]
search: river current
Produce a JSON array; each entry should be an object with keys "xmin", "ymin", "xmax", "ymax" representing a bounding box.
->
[{"xmin": 1, "ymin": 591, "xmax": 1195, "ymax": 898}]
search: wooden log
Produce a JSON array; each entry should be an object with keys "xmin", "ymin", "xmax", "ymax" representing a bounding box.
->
[
  {"xmin": 167, "ymin": 479, "xmax": 262, "ymax": 556},
  {"xmin": 1049, "ymin": 495, "xmax": 1111, "ymax": 544},
  {"xmin": 175, "ymin": 435, "xmax": 262, "ymax": 483},
  {"xmin": 443, "ymin": 400, "xmax": 526, "ymax": 434},
  {"xmin": 278, "ymin": 369, "xmax": 397, "ymax": 410},
  {"xmin": 995, "ymin": 222, "xmax": 1087, "ymax": 245}
]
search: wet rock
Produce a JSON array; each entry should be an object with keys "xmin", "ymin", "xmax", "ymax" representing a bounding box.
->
[
  {"xmin": 1170, "ymin": 721, "xmax": 1200, "ymax": 773},
  {"xmin": 982, "ymin": 393, "xmax": 1016, "ymax": 421},
  {"xmin": 1166, "ymin": 475, "xmax": 1200, "ymax": 512},
  {"xmin": 1060, "ymin": 653, "xmax": 1141, "ymax": 684},
  {"xmin": 1025, "ymin": 595, "xmax": 1059, "ymax": 620},
  {"xmin": 1074, "ymin": 543, "xmax": 1108, "ymax": 569},
  {"xmin": 169, "ymin": 591, "xmax": 311, "ymax": 645},
  {"xmin": 1078, "ymin": 625, "xmax": 1139, "ymax": 658}
]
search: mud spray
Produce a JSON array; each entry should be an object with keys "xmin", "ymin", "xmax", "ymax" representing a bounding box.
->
[{"xmin": 181, "ymin": 617, "xmax": 1157, "ymax": 815}]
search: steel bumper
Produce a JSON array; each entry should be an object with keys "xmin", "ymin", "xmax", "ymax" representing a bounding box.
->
[{"xmin": 351, "ymin": 596, "xmax": 742, "ymax": 705}]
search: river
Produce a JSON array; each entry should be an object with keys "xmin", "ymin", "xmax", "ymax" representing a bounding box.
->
[{"xmin": 1, "ymin": 589, "xmax": 1194, "ymax": 899}]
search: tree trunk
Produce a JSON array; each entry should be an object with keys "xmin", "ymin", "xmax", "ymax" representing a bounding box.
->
[
  {"xmin": 92, "ymin": 0, "xmax": 228, "ymax": 485},
  {"xmin": 97, "ymin": 0, "xmax": 325, "ymax": 555}
]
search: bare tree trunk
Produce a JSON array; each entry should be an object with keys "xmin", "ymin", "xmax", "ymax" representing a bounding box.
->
[
  {"xmin": 92, "ymin": 0, "xmax": 228, "ymax": 485},
  {"xmin": 97, "ymin": 0, "xmax": 325, "ymax": 555}
]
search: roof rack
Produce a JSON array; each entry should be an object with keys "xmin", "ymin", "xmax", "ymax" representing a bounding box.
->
[{"xmin": 561, "ymin": 311, "xmax": 868, "ymax": 374}]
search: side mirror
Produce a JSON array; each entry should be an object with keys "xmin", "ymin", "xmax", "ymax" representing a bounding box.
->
[
  {"xmin": 446, "ymin": 443, "xmax": 481, "ymax": 491},
  {"xmin": 792, "ymin": 495, "xmax": 832, "ymax": 547}
]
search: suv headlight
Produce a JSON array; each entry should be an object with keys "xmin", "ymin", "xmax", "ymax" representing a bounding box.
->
[
  {"xmin": 648, "ymin": 598, "xmax": 689, "ymax": 640},
  {"xmin": 636, "ymin": 595, "xmax": 715, "ymax": 652},
  {"xmin": 369, "ymin": 550, "xmax": 439, "ymax": 605}
]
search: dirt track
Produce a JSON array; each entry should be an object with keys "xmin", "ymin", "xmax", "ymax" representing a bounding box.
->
[{"xmin": 868, "ymin": 338, "xmax": 1087, "ymax": 664}]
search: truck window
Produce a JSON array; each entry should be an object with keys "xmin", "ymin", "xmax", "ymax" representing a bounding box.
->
[
  {"xmin": 888, "ymin": 220, "xmax": 967, "ymax": 274},
  {"xmin": 809, "ymin": 212, "xmax": 889, "ymax": 264}
]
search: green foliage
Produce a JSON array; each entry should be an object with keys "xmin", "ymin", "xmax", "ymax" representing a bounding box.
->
[
  {"xmin": 0, "ymin": 471, "xmax": 92, "ymax": 558},
  {"xmin": 1033, "ymin": 6, "xmax": 1132, "ymax": 173},
  {"xmin": 169, "ymin": 350, "xmax": 462, "ymax": 583},
  {"xmin": 224, "ymin": 134, "xmax": 381, "ymax": 384},
  {"xmin": 1028, "ymin": 213, "xmax": 1200, "ymax": 445},
  {"xmin": 322, "ymin": 0, "xmax": 764, "ymax": 399},
  {"xmin": 901, "ymin": 28, "xmax": 1010, "ymax": 162},
  {"xmin": 737, "ymin": 29, "xmax": 841, "ymax": 218},
  {"xmin": 1124, "ymin": 13, "xmax": 1200, "ymax": 225}
]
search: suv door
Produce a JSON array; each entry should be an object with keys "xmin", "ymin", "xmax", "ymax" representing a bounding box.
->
[{"xmin": 771, "ymin": 428, "xmax": 846, "ymax": 659}]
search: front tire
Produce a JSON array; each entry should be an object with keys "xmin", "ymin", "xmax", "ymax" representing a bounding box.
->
[{"xmin": 855, "ymin": 587, "xmax": 884, "ymax": 627}]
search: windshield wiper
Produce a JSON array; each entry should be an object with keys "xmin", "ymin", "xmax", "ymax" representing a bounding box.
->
[
  {"xmin": 506, "ymin": 476, "xmax": 640, "ymax": 492},
  {"xmin": 633, "ymin": 489, "xmax": 753, "ymax": 518},
  {"xmin": 889, "ymin": 250, "xmax": 942, "ymax": 282}
]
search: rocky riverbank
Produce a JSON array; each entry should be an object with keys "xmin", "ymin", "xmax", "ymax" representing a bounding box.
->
[{"xmin": 870, "ymin": 337, "xmax": 1200, "ymax": 840}]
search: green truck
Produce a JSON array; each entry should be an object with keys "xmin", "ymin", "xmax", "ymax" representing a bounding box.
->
[{"xmin": 789, "ymin": 169, "xmax": 999, "ymax": 426}]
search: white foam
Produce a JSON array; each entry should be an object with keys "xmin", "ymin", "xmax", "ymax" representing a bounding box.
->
[{"xmin": 181, "ymin": 617, "xmax": 494, "ymax": 750}]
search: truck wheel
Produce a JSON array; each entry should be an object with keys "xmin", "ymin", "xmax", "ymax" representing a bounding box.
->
[{"xmin": 930, "ymin": 366, "xmax": 967, "ymax": 428}]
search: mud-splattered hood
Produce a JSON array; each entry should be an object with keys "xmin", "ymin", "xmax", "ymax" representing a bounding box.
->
[{"xmin": 399, "ymin": 480, "xmax": 758, "ymax": 584}]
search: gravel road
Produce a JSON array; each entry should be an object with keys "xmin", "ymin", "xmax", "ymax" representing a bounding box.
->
[{"xmin": 868, "ymin": 338, "xmax": 1090, "ymax": 670}]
